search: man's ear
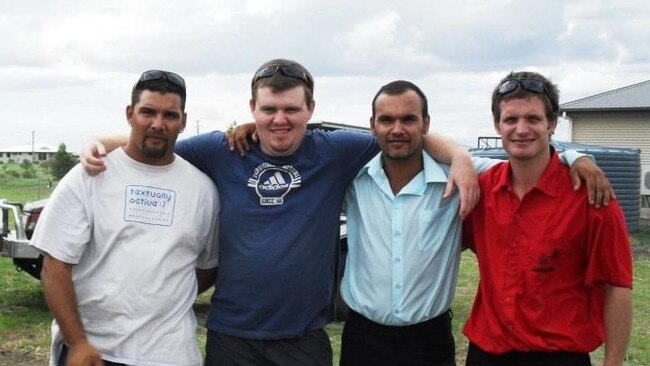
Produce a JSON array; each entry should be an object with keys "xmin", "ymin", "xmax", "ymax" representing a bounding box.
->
[
  {"xmin": 180, "ymin": 112, "xmax": 187, "ymax": 133},
  {"xmin": 369, "ymin": 117, "xmax": 376, "ymax": 135},
  {"xmin": 125, "ymin": 105, "xmax": 134, "ymax": 126},
  {"xmin": 548, "ymin": 118, "xmax": 558, "ymax": 135},
  {"xmin": 306, "ymin": 100, "xmax": 316, "ymax": 120},
  {"xmin": 493, "ymin": 120, "xmax": 502, "ymax": 136},
  {"xmin": 423, "ymin": 116, "xmax": 430, "ymax": 134},
  {"xmin": 249, "ymin": 99, "xmax": 256, "ymax": 113}
]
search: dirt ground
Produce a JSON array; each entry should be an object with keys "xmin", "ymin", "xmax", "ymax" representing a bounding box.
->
[{"xmin": 0, "ymin": 349, "xmax": 48, "ymax": 365}]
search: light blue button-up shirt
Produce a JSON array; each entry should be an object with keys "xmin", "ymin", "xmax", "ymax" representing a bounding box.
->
[
  {"xmin": 340, "ymin": 149, "xmax": 584, "ymax": 326},
  {"xmin": 341, "ymin": 152, "xmax": 493, "ymax": 325}
]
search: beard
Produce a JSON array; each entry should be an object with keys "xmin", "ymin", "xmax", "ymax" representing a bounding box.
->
[{"xmin": 141, "ymin": 137, "xmax": 168, "ymax": 159}]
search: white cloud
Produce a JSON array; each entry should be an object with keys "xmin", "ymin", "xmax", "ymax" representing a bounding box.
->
[{"xmin": 1, "ymin": 0, "xmax": 649, "ymax": 152}]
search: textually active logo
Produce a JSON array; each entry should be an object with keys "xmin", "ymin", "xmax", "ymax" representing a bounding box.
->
[{"xmin": 247, "ymin": 163, "xmax": 302, "ymax": 205}]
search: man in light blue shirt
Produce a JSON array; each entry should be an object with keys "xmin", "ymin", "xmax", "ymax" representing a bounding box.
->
[{"xmin": 338, "ymin": 80, "xmax": 605, "ymax": 366}]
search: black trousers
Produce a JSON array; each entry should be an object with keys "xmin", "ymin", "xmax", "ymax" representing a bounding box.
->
[
  {"xmin": 204, "ymin": 329, "xmax": 332, "ymax": 366},
  {"xmin": 340, "ymin": 309, "xmax": 456, "ymax": 366},
  {"xmin": 465, "ymin": 342, "xmax": 591, "ymax": 366}
]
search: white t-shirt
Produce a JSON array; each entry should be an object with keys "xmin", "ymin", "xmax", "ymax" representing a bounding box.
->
[{"xmin": 31, "ymin": 148, "xmax": 219, "ymax": 366}]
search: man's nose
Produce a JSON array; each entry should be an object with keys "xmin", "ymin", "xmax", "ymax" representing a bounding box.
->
[
  {"xmin": 151, "ymin": 114, "xmax": 165, "ymax": 130},
  {"xmin": 272, "ymin": 111, "xmax": 288, "ymax": 123}
]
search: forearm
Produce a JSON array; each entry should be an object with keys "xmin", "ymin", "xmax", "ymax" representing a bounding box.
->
[
  {"xmin": 422, "ymin": 133, "xmax": 470, "ymax": 164},
  {"xmin": 603, "ymin": 285, "xmax": 632, "ymax": 366},
  {"xmin": 99, "ymin": 135, "xmax": 129, "ymax": 153},
  {"xmin": 41, "ymin": 255, "xmax": 87, "ymax": 346}
]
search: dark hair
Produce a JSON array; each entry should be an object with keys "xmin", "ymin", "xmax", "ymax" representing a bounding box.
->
[
  {"xmin": 491, "ymin": 71, "xmax": 559, "ymax": 123},
  {"xmin": 132, "ymin": 79, "xmax": 186, "ymax": 111},
  {"xmin": 371, "ymin": 80, "xmax": 429, "ymax": 119},
  {"xmin": 251, "ymin": 59, "xmax": 314, "ymax": 104}
]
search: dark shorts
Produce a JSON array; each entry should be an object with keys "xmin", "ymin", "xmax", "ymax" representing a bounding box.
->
[
  {"xmin": 465, "ymin": 342, "xmax": 591, "ymax": 366},
  {"xmin": 204, "ymin": 329, "xmax": 332, "ymax": 366},
  {"xmin": 340, "ymin": 309, "xmax": 456, "ymax": 366}
]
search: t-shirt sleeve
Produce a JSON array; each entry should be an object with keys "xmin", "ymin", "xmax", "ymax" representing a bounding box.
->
[
  {"xmin": 175, "ymin": 131, "xmax": 228, "ymax": 175},
  {"xmin": 30, "ymin": 165, "xmax": 92, "ymax": 264},
  {"xmin": 584, "ymin": 200, "xmax": 633, "ymax": 289},
  {"xmin": 325, "ymin": 130, "xmax": 379, "ymax": 182}
]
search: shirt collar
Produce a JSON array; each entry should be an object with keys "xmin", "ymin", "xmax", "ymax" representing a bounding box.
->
[
  {"xmin": 357, "ymin": 151, "xmax": 449, "ymax": 184},
  {"xmin": 493, "ymin": 146, "xmax": 562, "ymax": 198}
]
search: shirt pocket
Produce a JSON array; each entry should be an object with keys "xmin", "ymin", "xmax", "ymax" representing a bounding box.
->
[{"xmin": 418, "ymin": 207, "xmax": 456, "ymax": 253}]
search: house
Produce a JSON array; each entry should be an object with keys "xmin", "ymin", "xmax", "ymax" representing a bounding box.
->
[
  {"xmin": 0, "ymin": 144, "xmax": 58, "ymax": 164},
  {"xmin": 561, "ymin": 80, "xmax": 650, "ymax": 167}
]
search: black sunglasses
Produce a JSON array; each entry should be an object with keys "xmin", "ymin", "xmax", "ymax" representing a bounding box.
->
[
  {"xmin": 497, "ymin": 78, "xmax": 551, "ymax": 101},
  {"xmin": 137, "ymin": 70, "xmax": 186, "ymax": 91},
  {"xmin": 251, "ymin": 65, "xmax": 313, "ymax": 90}
]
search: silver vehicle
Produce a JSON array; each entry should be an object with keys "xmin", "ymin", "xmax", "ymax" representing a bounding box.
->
[{"xmin": 0, "ymin": 199, "xmax": 46, "ymax": 279}]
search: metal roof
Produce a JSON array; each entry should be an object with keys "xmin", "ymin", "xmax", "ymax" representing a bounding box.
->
[
  {"xmin": 561, "ymin": 80, "xmax": 650, "ymax": 112},
  {"xmin": 307, "ymin": 120, "xmax": 369, "ymax": 132}
]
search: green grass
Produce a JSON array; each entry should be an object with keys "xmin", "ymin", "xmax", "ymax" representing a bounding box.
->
[
  {"xmin": 0, "ymin": 258, "xmax": 51, "ymax": 360},
  {"xmin": 2, "ymin": 244, "xmax": 649, "ymax": 365},
  {"xmin": 0, "ymin": 163, "xmax": 55, "ymax": 202}
]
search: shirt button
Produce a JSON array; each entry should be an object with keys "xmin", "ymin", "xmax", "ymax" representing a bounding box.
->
[
  {"xmin": 505, "ymin": 297, "xmax": 512, "ymax": 303},
  {"xmin": 395, "ymin": 284, "xmax": 402, "ymax": 289},
  {"xmin": 394, "ymin": 257, "xmax": 401, "ymax": 262},
  {"xmin": 393, "ymin": 309, "xmax": 400, "ymax": 314},
  {"xmin": 515, "ymin": 214, "xmax": 520, "ymax": 219}
]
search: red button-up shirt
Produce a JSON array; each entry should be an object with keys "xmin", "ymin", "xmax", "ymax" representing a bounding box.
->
[{"xmin": 462, "ymin": 151, "xmax": 633, "ymax": 354}]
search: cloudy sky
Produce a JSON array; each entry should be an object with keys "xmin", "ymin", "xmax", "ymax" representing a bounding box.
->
[{"xmin": 2, "ymin": 0, "xmax": 649, "ymax": 152}]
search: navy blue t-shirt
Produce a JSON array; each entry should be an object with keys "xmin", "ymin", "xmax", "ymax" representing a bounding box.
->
[{"xmin": 176, "ymin": 129, "xmax": 378, "ymax": 338}]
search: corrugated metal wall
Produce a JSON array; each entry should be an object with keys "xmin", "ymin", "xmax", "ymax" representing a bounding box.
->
[{"xmin": 470, "ymin": 142, "xmax": 641, "ymax": 233}]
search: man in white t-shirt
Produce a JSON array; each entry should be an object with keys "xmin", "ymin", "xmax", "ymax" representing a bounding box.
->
[{"xmin": 30, "ymin": 70, "xmax": 220, "ymax": 366}]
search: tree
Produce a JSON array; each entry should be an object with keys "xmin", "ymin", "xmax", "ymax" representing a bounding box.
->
[{"xmin": 50, "ymin": 143, "xmax": 77, "ymax": 180}]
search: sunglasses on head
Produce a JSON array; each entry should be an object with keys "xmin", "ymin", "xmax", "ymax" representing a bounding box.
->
[
  {"xmin": 497, "ymin": 78, "xmax": 551, "ymax": 101},
  {"xmin": 251, "ymin": 64, "xmax": 313, "ymax": 90},
  {"xmin": 137, "ymin": 70, "xmax": 186, "ymax": 91}
]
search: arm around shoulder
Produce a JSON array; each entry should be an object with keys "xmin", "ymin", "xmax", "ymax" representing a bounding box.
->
[
  {"xmin": 422, "ymin": 133, "xmax": 479, "ymax": 218},
  {"xmin": 81, "ymin": 135, "xmax": 129, "ymax": 175}
]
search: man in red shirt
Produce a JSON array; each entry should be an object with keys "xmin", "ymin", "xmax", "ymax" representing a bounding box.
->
[{"xmin": 462, "ymin": 71, "xmax": 633, "ymax": 366}]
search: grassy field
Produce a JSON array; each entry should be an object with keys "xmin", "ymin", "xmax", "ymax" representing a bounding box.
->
[
  {"xmin": 2, "ymin": 251, "xmax": 649, "ymax": 365},
  {"xmin": 1, "ymin": 169, "xmax": 649, "ymax": 365}
]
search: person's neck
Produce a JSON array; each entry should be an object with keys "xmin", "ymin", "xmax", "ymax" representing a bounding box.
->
[
  {"xmin": 509, "ymin": 150, "xmax": 551, "ymax": 199},
  {"xmin": 382, "ymin": 152, "xmax": 424, "ymax": 195}
]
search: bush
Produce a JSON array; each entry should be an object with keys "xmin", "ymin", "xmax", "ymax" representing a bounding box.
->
[
  {"xmin": 50, "ymin": 143, "xmax": 77, "ymax": 180},
  {"xmin": 22, "ymin": 170, "xmax": 36, "ymax": 179}
]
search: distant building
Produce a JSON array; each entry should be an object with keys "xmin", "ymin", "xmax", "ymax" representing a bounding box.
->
[
  {"xmin": 561, "ymin": 80, "xmax": 650, "ymax": 200},
  {"xmin": 0, "ymin": 144, "xmax": 58, "ymax": 164},
  {"xmin": 561, "ymin": 80, "xmax": 650, "ymax": 167}
]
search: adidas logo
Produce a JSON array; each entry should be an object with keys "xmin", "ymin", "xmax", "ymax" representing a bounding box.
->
[{"xmin": 258, "ymin": 172, "xmax": 290, "ymax": 190}]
